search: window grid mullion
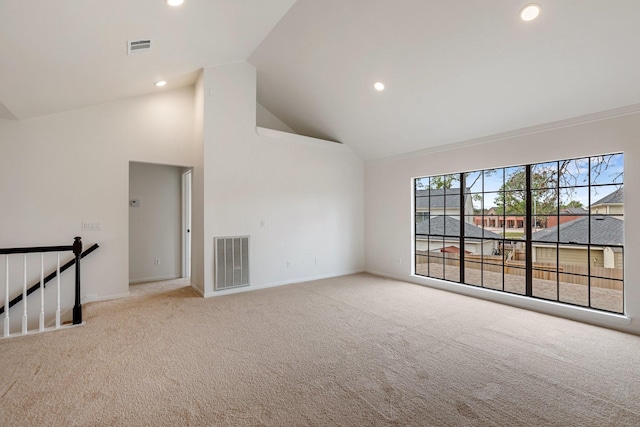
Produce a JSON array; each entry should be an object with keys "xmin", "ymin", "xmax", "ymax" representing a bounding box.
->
[
  {"xmin": 525, "ymin": 165, "xmax": 533, "ymax": 297},
  {"xmin": 413, "ymin": 155, "xmax": 623, "ymax": 315}
]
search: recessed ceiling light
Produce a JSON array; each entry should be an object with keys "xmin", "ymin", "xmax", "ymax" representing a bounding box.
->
[
  {"xmin": 520, "ymin": 4, "xmax": 541, "ymax": 21},
  {"xmin": 166, "ymin": 0, "xmax": 184, "ymax": 6},
  {"xmin": 155, "ymin": 80, "xmax": 167, "ymax": 87},
  {"xmin": 374, "ymin": 82, "xmax": 385, "ymax": 91}
]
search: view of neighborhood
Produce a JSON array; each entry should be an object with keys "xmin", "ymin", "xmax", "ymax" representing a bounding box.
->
[{"xmin": 414, "ymin": 154, "xmax": 624, "ymax": 314}]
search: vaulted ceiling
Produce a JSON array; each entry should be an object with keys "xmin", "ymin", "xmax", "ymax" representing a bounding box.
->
[
  {"xmin": 2, "ymin": 1, "xmax": 640, "ymax": 161},
  {"xmin": 0, "ymin": 0, "xmax": 296, "ymax": 120},
  {"xmin": 249, "ymin": 0, "xmax": 640, "ymax": 160}
]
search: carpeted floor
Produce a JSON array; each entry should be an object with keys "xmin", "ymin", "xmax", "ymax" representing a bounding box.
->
[{"xmin": 0, "ymin": 273, "xmax": 639, "ymax": 426}]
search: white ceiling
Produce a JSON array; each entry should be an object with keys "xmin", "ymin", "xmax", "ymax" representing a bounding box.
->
[
  {"xmin": 3, "ymin": 1, "xmax": 640, "ymax": 161},
  {"xmin": 249, "ymin": 0, "xmax": 640, "ymax": 160},
  {"xmin": 0, "ymin": 0, "xmax": 296, "ymax": 120}
]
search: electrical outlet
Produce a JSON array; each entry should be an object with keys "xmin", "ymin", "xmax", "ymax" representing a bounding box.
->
[
  {"xmin": 260, "ymin": 219, "xmax": 265, "ymax": 228},
  {"xmin": 286, "ymin": 260, "xmax": 292, "ymax": 268},
  {"xmin": 397, "ymin": 258, "xmax": 402, "ymax": 265},
  {"xmin": 154, "ymin": 258, "xmax": 161, "ymax": 266}
]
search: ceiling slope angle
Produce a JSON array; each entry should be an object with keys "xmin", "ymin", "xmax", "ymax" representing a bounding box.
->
[
  {"xmin": 248, "ymin": 0, "xmax": 640, "ymax": 161},
  {"xmin": 0, "ymin": 100, "xmax": 17, "ymax": 121},
  {"xmin": 0, "ymin": 0, "xmax": 297, "ymax": 120}
]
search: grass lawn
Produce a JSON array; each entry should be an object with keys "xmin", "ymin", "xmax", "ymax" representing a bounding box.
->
[{"xmin": 502, "ymin": 232, "xmax": 525, "ymax": 238}]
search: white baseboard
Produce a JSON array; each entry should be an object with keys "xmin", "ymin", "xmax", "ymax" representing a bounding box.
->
[
  {"xmin": 43, "ymin": 292, "xmax": 130, "ymax": 328},
  {"xmin": 190, "ymin": 284, "xmax": 205, "ymax": 297},
  {"xmin": 128, "ymin": 275, "xmax": 180, "ymax": 285},
  {"xmin": 364, "ymin": 269, "xmax": 405, "ymax": 282},
  {"xmin": 82, "ymin": 292, "xmax": 130, "ymax": 304},
  {"xmin": 202, "ymin": 269, "xmax": 365, "ymax": 298}
]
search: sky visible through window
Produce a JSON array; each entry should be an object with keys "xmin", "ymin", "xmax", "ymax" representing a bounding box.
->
[{"xmin": 416, "ymin": 154, "xmax": 623, "ymax": 210}]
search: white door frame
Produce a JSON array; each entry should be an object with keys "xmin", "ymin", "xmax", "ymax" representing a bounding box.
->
[{"xmin": 181, "ymin": 169, "xmax": 192, "ymax": 278}]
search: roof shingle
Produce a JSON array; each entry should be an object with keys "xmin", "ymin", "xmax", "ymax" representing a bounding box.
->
[
  {"xmin": 416, "ymin": 188, "xmax": 469, "ymax": 210},
  {"xmin": 416, "ymin": 216, "xmax": 501, "ymax": 239},
  {"xmin": 591, "ymin": 186, "xmax": 623, "ymax": 206},
  {"xmin": 531, "ymin": 215, "xmax": 623, "ymax": 245}
]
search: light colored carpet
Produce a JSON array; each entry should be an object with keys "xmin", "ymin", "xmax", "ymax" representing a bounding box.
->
[{"xmin": 1, "ymin": 273, "xmax": 639, "ymax": 426}]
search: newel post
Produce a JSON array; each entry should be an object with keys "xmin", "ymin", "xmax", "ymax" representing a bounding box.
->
[{"xmin": 72, "ymin": 236, "xmax": 83, "ymax": 325}]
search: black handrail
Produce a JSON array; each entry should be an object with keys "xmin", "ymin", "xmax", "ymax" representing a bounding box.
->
[
  {"xmin": 0, "ymin": 245, "xmax": 74, "ymax": 255},
  {"xmin": 0, "ymin": 237, "xmax": 97, "ymax": 325},
  {"xmin": 0, "ymin": 243, "xmax": 99, "ymax": 317}
]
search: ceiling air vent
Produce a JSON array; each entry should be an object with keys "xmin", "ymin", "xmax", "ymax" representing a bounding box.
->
[{"xmin": 127, "ymin": 39, "xmax": 152, "ymax": 55}]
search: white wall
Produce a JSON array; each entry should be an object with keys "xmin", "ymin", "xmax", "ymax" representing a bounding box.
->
[
  {"xmin": 0, "ymin": 87, "xmax": 195, "ymax": 305},
  {"xmin": 193, "ymin": 61, "xmax": 364, "ymax": 296},
  {"xmin": 129, "ymin": 162, "xmax": 183, "ymax": 283},
  {"xmin": 365, "ymin": 111, "xmax": 640, "ymax": 335},
  {"xmin": 256, "ymin": 102, "xmax": 295, "ymax": 133},
  {"xmin": 191, "ymin": 72, "xmax": 206, "ymax": 295}
]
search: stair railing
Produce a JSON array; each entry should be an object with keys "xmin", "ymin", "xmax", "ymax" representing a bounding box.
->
[{"xmin": 0, "ymin": 237, "xmax": 96, "ymax": 338}]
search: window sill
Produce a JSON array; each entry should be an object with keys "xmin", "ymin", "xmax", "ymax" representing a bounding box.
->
[{"xmin": 410, "ymin": 274, "xmax": 632, "ymax": 328}]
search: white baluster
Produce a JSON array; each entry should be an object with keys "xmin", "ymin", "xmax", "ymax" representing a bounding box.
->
[
  {"xmin": 22, "ymin": 254, "xmax": 27, "ymax": 335},
  {"xmin": 56, "ymin": 253, "xmax": 61, "ymax": 329},
  {"xmin": 39, "ymin": 253, "xmax": 45, "ymax": 331},
  {"xmin": 4, "ymin": 255, "xmax": 9, "ymax": 338}
]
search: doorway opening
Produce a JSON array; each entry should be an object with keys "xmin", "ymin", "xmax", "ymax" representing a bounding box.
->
[{"xmin": 128, "ymin": 162, "xmax": 192, "ymax": 285}]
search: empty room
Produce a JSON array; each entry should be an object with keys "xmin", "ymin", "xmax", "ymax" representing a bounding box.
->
[{"xmin": 1, "ymin": 1, "xmax": 639, "ymax": 425}]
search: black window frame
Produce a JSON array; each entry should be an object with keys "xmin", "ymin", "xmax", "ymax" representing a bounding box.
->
[{"xmin": 414, "ymin": 153, "xmax": 624, "ymax": 314}]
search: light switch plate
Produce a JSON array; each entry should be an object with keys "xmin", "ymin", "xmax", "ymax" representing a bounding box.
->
[{"xmin": 82, "ymin": 221, "xmax": 103, "ymax": 231}]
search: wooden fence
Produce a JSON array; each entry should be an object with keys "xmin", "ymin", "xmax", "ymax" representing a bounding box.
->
[{"xmin": 416, "ymin": 252, "xmax": 622, "ymax": 290}]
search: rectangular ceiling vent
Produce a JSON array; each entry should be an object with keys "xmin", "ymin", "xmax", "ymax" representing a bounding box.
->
[
  {"xmin": 214, "ymin": 236, "xmax": 250, "ymax": 291},
  {"xmin": 127, "ymin": 39, "xmax": 152, "ymax": 55}
]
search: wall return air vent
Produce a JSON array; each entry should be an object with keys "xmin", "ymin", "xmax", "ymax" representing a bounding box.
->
[
  {"xmin": 127, "ymin": 39, "xmax": 152, "ymax": 55},
  {"xmin": 214, "ymin": 236, "xmax": 250, "ymax": 291}
]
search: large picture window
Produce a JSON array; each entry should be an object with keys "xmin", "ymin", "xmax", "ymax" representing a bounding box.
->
[{"xmin": 414, "ymin": 153, "xmax": 624, "ymax": 314}]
